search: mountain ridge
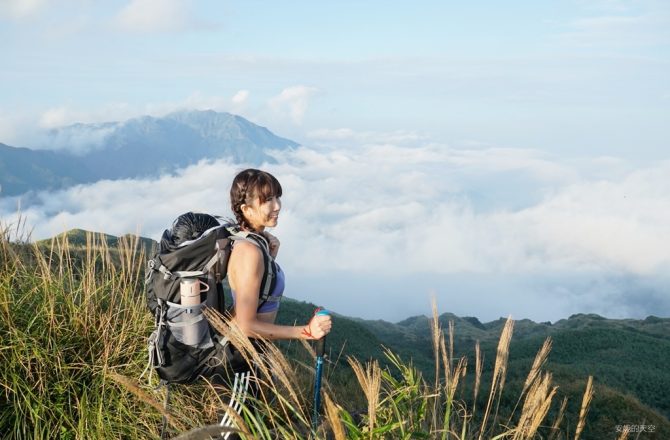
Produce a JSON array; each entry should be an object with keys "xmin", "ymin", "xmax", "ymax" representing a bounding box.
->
[{"xmin": 0, "ymin": 110, "xmax": 299, "ymax": 197}]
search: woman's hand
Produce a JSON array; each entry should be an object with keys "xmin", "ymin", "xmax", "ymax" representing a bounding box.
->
[
  {"xmin": 262, "ymin": 231, "xmax": 280, "ymax": 258},
  {"xmin": 301, "ymin": 313, "xmax": 332, "ymax": 340}
]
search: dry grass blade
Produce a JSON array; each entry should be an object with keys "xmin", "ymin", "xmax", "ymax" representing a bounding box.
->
[
  {"xmin": 523, "ymin": 337, "xmax": 552, "ymax": 394},
  {"xmin": 473, "ymin": 341, "xmax": 482, "ymax": 408},
  {"xmin": 506, "ymin": 336, "xmax": 554, "ymax": 429},
  {"xmin": 430, "ymin": 298, "xmax": 442, "ymax": 430},
  {"xmin": 440, "ymin": 329, "xmax": 450, "ymax": 390},
  {"xmin": 548, "ymin": 397, "xmax": 568, "ymax": 440},
  {"xmin": 203, "ymin": 306, "xmax": 308, "ymax": 426},
  {"xmin": 527, "ymin": 386, "xmax": 557, "ymax": 439},
  {"xmin": 107, "ymin": 372, "xmax": 186, "ymax": 432},
  {"xmin": 574, "ymin": 376, "xmax": 594, "ymax": 440},
  {"xmin": 513, "ymin": 372, "xmax": 557, "ymax": 440},
  {"xmin": 2, "ymin": 238, "xmax": 599, "ymax": 439},
  {"xmin": 478, "ymin": 316, "xmax": 514, "ymax": 440},
  {"xmin": 255, "ymin": 339, "xmax": 308, "ymax": 420},
  {"xmin": 448, "ymin": 320, "xmax": 454, "ymax": 369},
  {"xmin": 348, "ymin": 356, "xmax": 382, "ymax": 436},
  {"xmin": 116, "ymin": 232, "xmax": 144, "ymax": 291},
  {"xmin": 447, "ymin": 357, "xmax": 467, "ymax": 402},
  {"xmin": 324, "ymin": 392, "xmax": 347, "ymax": 440},
  {"xmin": 431, "ymin": 298, "xmax": 441, "ymax": 387}
]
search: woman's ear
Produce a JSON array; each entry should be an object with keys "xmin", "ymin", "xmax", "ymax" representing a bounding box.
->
[{"xmin": 240, "ymin": 202, "xmax": 254, "ymax": 220}]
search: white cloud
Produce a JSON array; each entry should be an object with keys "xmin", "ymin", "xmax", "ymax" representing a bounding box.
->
[
  {"xmin": 503, "ymin": 165, "xmax": 670, "ymax": 275},
  {"xmin": 39, "ymin": 107, "xmax": 71, "ymax": 129},
  {"xmin": 232, "ymin": 90, "xmax": 249, "ymax": 105},
  {"xmin": 307, "ymin": 127, "xmax": 428, "ymax": 147},
  {"xmin": 16, "ymin": 105, "xmax": 130, "ymax": 153},
  {"xmin": 3, "ymin": 93, "xmax": 254, "ymax": 150},
  {"xmin": 0, "ymin": 111, "xmax": 19, "ymax": 144},
  {"xmin": 2, "ymin": 140, "xmax": 669, "ymax": 321},
  {"xmin": 34, "ymin": 103, "xmax": 135, "ymax": 129},
  {"xmin": 48, "ymin": 92, "xmax": 247, "ymax": 124},
  {"xmin": 178, "ymin": 92, "xmax": 231, "ymax": 113},
  {"xmin": 137, "ymin": 91, "xmax": 250, "ymax": 119},
  {"xmin": 266, "ymin": 146, "xmax": 670, "ymax": 278},
  {"xmin": 0, "ymin": 0, "xmax": 49, "ymax": 20},
  {"xmin": 560, "ymin": 14, "xmax": 670, "ymax": 47},
  {"xmin": 114, "ymin": 0, "xmax": 199, "ymax": 33},
  {"xmin": 574, "ymin": 0, "xmax": 641, "ymax": 14},
  {"xmin": 0, "ymin": 159, "xmax": 240, "ymax": 241},
  {"xmin": 230, "ymin": 90, "xmax": 250, "ymax": 115},
  {"xmin": 268, "ymin": 86, "xmax": 318, "ymax": 125},
  {"xmin": 44, "ymin": 123, "xmax": 120, "ymax": 155}
]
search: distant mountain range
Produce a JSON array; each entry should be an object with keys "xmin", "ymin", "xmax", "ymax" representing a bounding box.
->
[
  {"xmin": 284, "ymin": 299, "xmax": 670, "ymax": 438},
  {"xmin": 0, "ymin": 110, "xmax": 298, "ymax": 197}
]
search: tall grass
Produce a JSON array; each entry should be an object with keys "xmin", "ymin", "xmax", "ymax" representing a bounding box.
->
[
  {"xmin": 0, "ymin": 219, "xmax": 594, "ymax": 439},
  {"xmin": 0, "ymin": 220, "xmax": 156, "ymax": 439}
]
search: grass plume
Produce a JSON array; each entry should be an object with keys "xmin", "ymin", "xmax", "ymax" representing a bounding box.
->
[
  {"xmin": 574, "ymin": 376, "xmax": 594, "ymax": 440},
  {"xmin": 0, "ymin": 221, "xmax": 596, "ymax": 439}
]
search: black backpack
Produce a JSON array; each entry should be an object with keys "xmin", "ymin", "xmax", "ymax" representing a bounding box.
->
[{"xmin": 145, "ymin": 213, "xmax": 275, "ymax": 384}]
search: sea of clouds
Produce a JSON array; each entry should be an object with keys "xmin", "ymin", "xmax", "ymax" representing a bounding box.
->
[{"xmin": 1, "ymin": 137, "xmax": 668, "ymax": 322}]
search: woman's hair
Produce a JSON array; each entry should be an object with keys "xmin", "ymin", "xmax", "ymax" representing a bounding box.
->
[{"xmin": 230, "ymin": 169, "xmax": 282, "ymax": 231}]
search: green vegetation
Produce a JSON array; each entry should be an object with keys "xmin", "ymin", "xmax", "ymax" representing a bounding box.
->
[
  {"xmin": 1, "ymin": 224, "xmax": 668, "ymax": 438},
  {"xmin": 0, "ymin": 224, "xmax": 154, "ymax": 438},
  {"xmin": 356, "ymin": 312, "xmax": 670, "ymax": 438}
]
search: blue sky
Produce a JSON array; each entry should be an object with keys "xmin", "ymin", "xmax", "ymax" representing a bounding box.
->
[
  {"xmin": 1, "ymin": 0, "xmax": 669, "ymax": 322},
  {"xmin": 2, "ymin": 0, "xmax": 668, "ymax": 156}
]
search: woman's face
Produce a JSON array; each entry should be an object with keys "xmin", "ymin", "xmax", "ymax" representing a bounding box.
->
[{"xmin": 242, "ymin": 195, "xmax": 281, "ymax": 231}]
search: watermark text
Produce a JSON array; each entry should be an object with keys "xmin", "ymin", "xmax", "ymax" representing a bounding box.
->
[{"xmin": 616, "ymin": 424, "xmax": 656, "ymax": 433}]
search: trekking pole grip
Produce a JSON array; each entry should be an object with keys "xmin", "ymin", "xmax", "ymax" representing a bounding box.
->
[
  {"xmin": 315, "ymin": 337, "xmax": 326, "ymax": 357},
  {"xmin": 314, "ymin": 309, "xmax": 330, "ymax": 357}
]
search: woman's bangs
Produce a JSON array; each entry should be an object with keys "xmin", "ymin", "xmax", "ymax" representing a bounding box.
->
[{"xmin": 255, "ymin": 172, "xmax": 283, "ymax": 203}]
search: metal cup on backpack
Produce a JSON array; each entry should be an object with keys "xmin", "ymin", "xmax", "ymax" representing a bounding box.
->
[{"xmin": 179, "ymin": 277, "xmax": 210, "ymax": 345}]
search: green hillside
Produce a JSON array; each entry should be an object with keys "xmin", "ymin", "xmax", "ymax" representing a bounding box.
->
[
  {"xmin": 0, "ymin": 142, "xmax": 94, "ymax": 195},
  {"xmin": 352, "ymin": 311, "xmax": 670, "ymax": 437},
  {"xmin": 37, "ymin": 228, "xmax": 158, "ymax": 255},
  {"xmin": 271, "ymin": 296, "xmax": 670, "ymax": 437},
  {"xmin": 3, "ymin": 228, "xmax": 669, "ymax": 438}
]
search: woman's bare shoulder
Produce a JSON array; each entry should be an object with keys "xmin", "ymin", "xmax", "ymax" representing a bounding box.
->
[{"xmin": 230, "ymin": 239, "xmax": 263, "ymax": 264}]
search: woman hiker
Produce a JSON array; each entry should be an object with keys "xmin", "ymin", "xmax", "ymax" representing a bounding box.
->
[{"xmin": 219, "ymin": 168, "xmax": 332, "ymax": 436}]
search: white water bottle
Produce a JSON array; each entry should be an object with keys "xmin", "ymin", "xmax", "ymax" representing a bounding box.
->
[
  {"xmin": 180, "ymin": 278, "xmax": 204, "ymax": 307},
  {"xmin": 179, "ymin": 278, "xmax": 209, "ymax": 345}
]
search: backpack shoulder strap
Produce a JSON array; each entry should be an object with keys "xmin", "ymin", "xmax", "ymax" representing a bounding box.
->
[{"xmin": 227, "ymin": 228, "xmax": 275, "ymax": 304}]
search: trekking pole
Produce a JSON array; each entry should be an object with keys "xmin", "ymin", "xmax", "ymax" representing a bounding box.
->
[{"xmin": 312, "ymin": 308, "xmax": 330, "ymax": 432}]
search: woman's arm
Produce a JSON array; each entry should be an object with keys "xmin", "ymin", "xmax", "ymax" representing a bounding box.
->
[{"xmin": 228, "ymin": 240, "xmax": 331, "ymax": 340}]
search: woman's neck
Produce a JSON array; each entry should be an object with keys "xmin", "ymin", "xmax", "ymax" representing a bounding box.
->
[{"xmin": 243, "ymin": 224, "xmax": 264, "ymax": 233}]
